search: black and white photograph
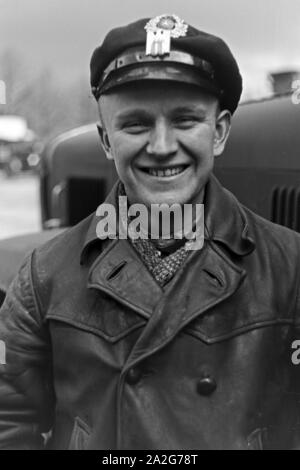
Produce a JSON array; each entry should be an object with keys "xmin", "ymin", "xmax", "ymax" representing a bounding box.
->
[{"xmin": 0, "ymin": 0, "xmax": 300, "ymax": 453}]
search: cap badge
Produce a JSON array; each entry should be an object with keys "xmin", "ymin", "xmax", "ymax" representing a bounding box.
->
[{"xmin": 145, "ymin": 14, "xmax": 188, "ymax": 56}]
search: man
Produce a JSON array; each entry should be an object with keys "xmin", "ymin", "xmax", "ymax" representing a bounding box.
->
[{"xmin": 1, "ymin": 14, "xmax": 300, "ymax": 450}]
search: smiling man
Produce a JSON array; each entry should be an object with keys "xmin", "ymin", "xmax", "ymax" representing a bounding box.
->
[
  {"xmin": 97, "ymin": 81, "xmax": 230, "ymax": 208},
  {"xmin": 1, "ymin": 14, "xmax": 300, "ymax": 450}
]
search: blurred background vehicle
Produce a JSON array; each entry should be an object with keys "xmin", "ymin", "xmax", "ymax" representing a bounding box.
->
[
  {"xmin": 215, "ymin": 94, "xmax": 300, "ymax": 233},
  {"xmin": 0, "ymin": 115, "xmax": 42, "ymax": 176},
  {"xmin": 39, "ymin": 124, "xmax": 116, "ymax": 229}
]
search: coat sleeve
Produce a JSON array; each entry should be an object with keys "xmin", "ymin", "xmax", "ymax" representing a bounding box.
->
[{"xmin": 0, "ymin": 251, "xmax": 54, "ymax": 449}]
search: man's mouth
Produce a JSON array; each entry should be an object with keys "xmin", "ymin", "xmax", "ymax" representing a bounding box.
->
[{"xmin": 139, "ymin": 165, "xmax": 189, "ymax": 178}]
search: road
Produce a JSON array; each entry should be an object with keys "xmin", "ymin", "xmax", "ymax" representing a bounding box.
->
[{"xmin": 0, "ymin": 172, "xmax": 40, "ymax": 240}]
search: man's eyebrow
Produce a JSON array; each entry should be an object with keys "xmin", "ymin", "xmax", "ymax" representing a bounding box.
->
[
  {"xmin": 115, "ymin": 109, "xmax": 152, "ymax": 123},
  {"xmin": 170, "ymin": 105, "xmax": 207, "ymax": 115},
  {"xmin": 113, "ymin": 105, "xmax": 208, "ymax": 124}
]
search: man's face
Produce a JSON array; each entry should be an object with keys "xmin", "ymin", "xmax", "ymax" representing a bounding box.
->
[{"xmin": 98, "ymin": 81, "xmax": 231, "ymax": 207}]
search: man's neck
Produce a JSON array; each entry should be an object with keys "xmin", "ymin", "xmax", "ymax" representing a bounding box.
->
[
  {"xmin": 119, "ymin": 181, "xmax": 206, "ymax": 253},
  {"xmin": 148, "ymin": 187, "xmax": 206, "ymax": 252}
]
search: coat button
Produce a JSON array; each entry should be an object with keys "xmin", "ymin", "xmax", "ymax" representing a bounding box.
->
[
  {"xmin": 126, "ymin": 367, "xmax": 142, "ymax": 385},
  {"xmin": 196, "ymin": 375, "xmax": 217, "ymax": 396}
]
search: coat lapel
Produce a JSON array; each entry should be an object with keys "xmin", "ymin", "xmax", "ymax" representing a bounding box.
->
[
  {"xmin": 83, "ymin": 180, "xmax": 163, "ymax": 318},
  {"xmin": 81, "ymin": 175, "xmax": 255, "ymax": 369},
  {"xmin": 87, "ymin": 238, "xmax": 163, "ymax": 319},
  {"xmin": 119, "ymin": 175, "xmax": 255, "ymax": 370},
  {"xmin": 122, "ymin": 240, "xmax": 246, "ymax": 370}
]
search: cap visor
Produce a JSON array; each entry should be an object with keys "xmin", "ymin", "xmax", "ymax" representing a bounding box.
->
[{"xmin": 99, "ymin": 62, "xmax": 221, "ymax": 96}]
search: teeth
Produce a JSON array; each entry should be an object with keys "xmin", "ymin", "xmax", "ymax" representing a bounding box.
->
[{"xmin": 146, "ymin": 166, "xmax": 186, "ymax": 177}]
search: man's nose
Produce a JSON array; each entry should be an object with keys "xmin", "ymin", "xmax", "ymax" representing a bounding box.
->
[{"xmin": 146, "ymin": 120, "xmax": 178, "ymax": 157}]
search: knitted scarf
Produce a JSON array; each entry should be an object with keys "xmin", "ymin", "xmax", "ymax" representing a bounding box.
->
[{"xmin": 117, "ymin": 183, "xmax": 199, "ymax": 287}]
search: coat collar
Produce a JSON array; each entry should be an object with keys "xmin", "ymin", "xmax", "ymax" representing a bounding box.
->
[
  {"xmin": 79, "ymin": 175, "xmax": 256, "ymax": 365},
  {"xmin": 80, "ymin": 180, "xmax": 122, "ymax": 264},
  {"xmin": 204, "ymin": 174, "xmax": 255, "ymax": 256},
  {"xmin": 80, "ymin": 174, "xmax": 255, "ymax": 264}
]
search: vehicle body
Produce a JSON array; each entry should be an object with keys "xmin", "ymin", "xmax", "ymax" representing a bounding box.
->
[
  {"xmin": 215, "ymin": 93, "xmax": 300, "ymax": 233},
  {"xmin": 40, "ymin": 124, "xmax": 117, "ymax": 228},
  {"xmin": 0, "ymin": 115, "xmax": 42, "ymax": 175},
  {"xmin": 0, "ymin": 92, "xmax": 299, "ymax": 304}
]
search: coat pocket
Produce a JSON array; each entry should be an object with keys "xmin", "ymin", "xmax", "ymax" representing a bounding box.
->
[
  {"xmin": 184, "ymin": 309, "xmax": 292, "ymax": 344},
  {"xmin": 46, "ymin": 294, "xmax": 147, "ymax": 344},
  {"xmin": 68, "ymin": 416, "xmax": 91, "ymax": 450}
]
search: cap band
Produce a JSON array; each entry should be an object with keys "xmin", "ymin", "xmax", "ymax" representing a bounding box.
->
[{"xmin": 93, "ymin": 48, "xmax": 216, "ymax": 98}]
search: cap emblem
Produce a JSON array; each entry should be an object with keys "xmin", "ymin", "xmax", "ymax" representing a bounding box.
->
[{"xmin": 145, "ymin": 14, "xmax": 188, "ymax": 56}]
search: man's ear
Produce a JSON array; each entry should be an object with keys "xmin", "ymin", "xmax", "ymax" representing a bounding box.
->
[
  {"xmin": 97, "ymin": 124, "xmax": 114, "ymax": 160},
  {"xmin": 213, "ymin": 109, "xmax": 232, "ymax": 157}
]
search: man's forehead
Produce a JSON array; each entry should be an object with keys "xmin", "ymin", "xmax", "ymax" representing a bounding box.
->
[
  {"xmin": 99, "ymin": 80, "xmax": 218, "ymax": 109},
  {"xmin": 99, "ymin": 98, "xmax": 218, "ymax": 126}
]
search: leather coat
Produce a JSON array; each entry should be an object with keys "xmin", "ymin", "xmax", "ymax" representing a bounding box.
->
[{"xmin": 1, "ymin": 175, "xmax": 300, "ymax": 450}]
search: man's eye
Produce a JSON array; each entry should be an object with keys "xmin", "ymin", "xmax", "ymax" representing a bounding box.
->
[
  {"xmin": 173, "ymin": 116, "xmax": 198, "ymax": 128},
  {"xmin": 122, "ymin": 122, "xmax": 149, "ymax": 133}
]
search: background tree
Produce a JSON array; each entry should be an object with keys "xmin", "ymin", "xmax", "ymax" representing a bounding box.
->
[{"xmin": 0, "ymin": 49, "xmax": 97, "ymax": 142}]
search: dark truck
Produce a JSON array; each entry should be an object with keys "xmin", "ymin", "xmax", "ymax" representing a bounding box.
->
[{"xmin": 0, "ymin": 92, "xmax": 299, "ymax": 304}]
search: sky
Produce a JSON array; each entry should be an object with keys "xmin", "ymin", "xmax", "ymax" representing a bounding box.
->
[{"xmin": 0, "ymin": 0, "xmax": 300, "ymax": 99}]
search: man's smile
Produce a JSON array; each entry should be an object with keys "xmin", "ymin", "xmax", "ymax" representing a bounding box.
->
[{"xmin": 137, "ymin": 164, "xmax": 190, "ymax": 179}]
